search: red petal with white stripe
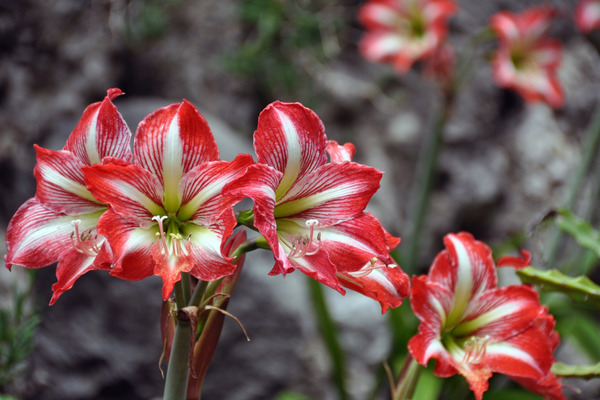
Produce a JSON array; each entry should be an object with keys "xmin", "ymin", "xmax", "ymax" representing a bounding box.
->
[
  {"xmin": 254, "ymin": 101, "xmax": 327, "ymax": 200},
  {"xmin": 83, "ymin": 161, "xmax": 165, "ymax": 227},
  {"xmin": 274, "ymin": 161, "xmax": 382, "ymax": 225},
  {"xmin": 5, "ymin": 198, "xmax": 103, "ymax": 270},
  {"xmin": 34, "ymin": 145, "xmax": 104, "ymax": 215},
  {"xmin": 178, "ymin": 154, "xmax": 255, "ymax": 224},
  {"xmin": 63, "ymin": 88, "xmax": 132, "ymax": 165},
  {"xmin": 134, "ymin": 100, "xmax": 220, "ymax": 212}
]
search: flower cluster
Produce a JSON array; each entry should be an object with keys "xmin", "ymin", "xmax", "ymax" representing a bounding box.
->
[
  {"xmin": 358, "ymin": 0, "xmax": 458, "ymax": 74},
  {"xmin": 5, "ymin": 90, "xmax": 408, "ymax": 311},
  {"xmin": 358, "ymin": 2, "xmax": 568, "ymax": 108},
  {"xmin": 490, "ymin": 6, "xmax": 564, "ymax": 108},
  {"xmin": 408, "ymin": 233, "xmax": 565, "ymax": 400}
]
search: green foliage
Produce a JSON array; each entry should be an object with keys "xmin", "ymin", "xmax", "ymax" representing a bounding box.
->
[
  {"xmin": 0, "ymin": 274, "xmax": 39, "ymax": 389},
  {"xmin": 275, "ymin": 391, "xmax": 311, "ymax": 400},
  {"xmin": 226, "ymin": 0, "xmax": 343, "ymax": 99},
  {"xmin": 126, "ymin": 0, "xmax": 184, "ymax": 47},
  {"xmin": 554, "ymin": 208, "xmax": 600, "ymax": 259},
  {"xmin": 516, "ymin": 267, "xmax": 600, "ymax": 307},
  {"xmin": 552, "ymin": 361, "xmax": 600, "ymax": 378}
]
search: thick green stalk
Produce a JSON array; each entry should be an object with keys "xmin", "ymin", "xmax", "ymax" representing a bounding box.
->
[
  {"xmin": 545, "ymin": 101, "xmax": 600, "ymax": 267},
  {"xmin": 307, "ymin": 278, "xmax": 348, "ymax": 400},
  {"xmin": 393, "ymin": 354, "xmax": 423, "ymax": 400},
  {"xmin": 404, "ymin": 94, "xmax": 453, "ymax": 273},
  {"xmin": 163, "ymin": 280, "xmax": 192, "ymax": 400}
]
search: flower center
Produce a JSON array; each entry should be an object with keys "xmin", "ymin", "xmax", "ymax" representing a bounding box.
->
[
  {"xmin": 152, "ymin": 215, "xmax": 192, "ymax": 257},
  {"xmin": 461, "ymin": 335, "xmax": 491, "ymax": 364},
  {"xmin": 70, "ymin": 219, "xmax": 102, "ymax": 257},
  {"xmin": 288, "ymin": 219, "xmax": 322, "ymax": 258}
]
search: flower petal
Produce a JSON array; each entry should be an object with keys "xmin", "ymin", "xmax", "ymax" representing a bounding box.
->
[
  {"xmin": 223, "ymin": 163, "xmax": 289, "ymax": 275},
  {"xmin": 5, "ymin": 198, "xmax": 103, "ymax": 270},
  {"xmin": 326, "ymin": 140, "xmax": 355, "ymax": 162},
  {"xmin": 134, "ymin": 100, "xmax": 220, "ymax": 212},
  {"xmin": 254, "ymin": 101, "xmax": 327, "ymax": 200},
  {"xmin": 178, "ymin": 154, "xmax": 255, "ymax": 224},
  {"xmin": 99, "ymin": 209, "xmax": 157, "ymax": 281},
  {"xmin": 63, "ymin": 88, "xmax": 132, "ymax": 165},
  {"xmin": 453, "ymin": 285, "xmax": 543, "ymax": 339},
  {"xmin": 274, "ymin": 162, "xmax": 382, "ymax": 224},
  {"xmin": 49, "ymin": 242, "xmax": 111, "ymax": 305},
  {"xmin": 428, "ymin": 232, "xmax": 497, "ymax": 326},
  {"xmin": 83, "ymin": 161, "xmax": 165, "ymax": 227},
  {"xmin": 34, "ymin": 145, "xmax": 104, "ymax": 215},
  {"xmin": 338, "ymin": 260, "xmax": 409, "ymax": 313}
]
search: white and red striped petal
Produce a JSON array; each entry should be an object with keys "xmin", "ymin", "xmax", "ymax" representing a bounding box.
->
[
  {"xmin": 99, "ymin": 210, "xmax": 157, "ymax": 282},
  {"xmin": 326, "ymin": 140, "xmax": 355, "ymax": 162},
  {"xmin": 427, "ymin": 233, "xmax": 497, "ymax": 324},
  {"xmin": 274, "ymin": 162, "xmax": 382, "ymax": 224},
  {"xmin": 134, "ymin": 100, "xmax": 220, "ymax": 212},
  {"xmin": 338, "ymin": 260, "xmax": 409, "ymax": 313},
  {"xmin": 83, "ymin": 161, "xmax": 165, "ymax": 227},
  {"xmin": 183, "ymin": 222, "xmax": 237, "ymax": 283},
  {"xmin": 34, "ymin": 145, "xmax": 104, "ymax": 215},
  {"xmin": 178, "ymin": 154, "xmax": 255, "ymax": 224},
  {"xmin": 454, "ymin": 285, "xmax": 544, "ymax": 340},
  {"xmin": 50, "ymin": 242, "xmax": 111, "ymax": 305},
  {"xmin": 5, "ymin": 198, "xmax": 103, "ymax": 270},
  {"xmin": 576, "ymin": 0, "xmax": 600, "ymax": 33},
  {"xmin": 254, "ymin": 101, "xmax": 327, "ymax": 200},
  {"xmin": 63, "ymin": 88, "xmax": 132, "ymax": 165}
]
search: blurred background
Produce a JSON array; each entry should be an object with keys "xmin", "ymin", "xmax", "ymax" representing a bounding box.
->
[{"xmin": 1, "ymin": 0, "xmax": 599, "ymax": 399}]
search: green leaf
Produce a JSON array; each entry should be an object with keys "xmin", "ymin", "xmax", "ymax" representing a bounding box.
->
[
  {"xmin": 412, "ymin": 365, "xmax": 442, "ymax": 400},
  {"xmin": 555, "ymin": 208, "xmax": 600, "ymax": 257},
  {"xmin": 276, "ymin": 391, "xmax": 311, "ymax": 400},
  {"xmin": 516, "ymin": 267, "xmax": 600, "ymax": 307},
  {"xmin": 552, "ymin": 361, "xmax": 600, "ymax": 378}
]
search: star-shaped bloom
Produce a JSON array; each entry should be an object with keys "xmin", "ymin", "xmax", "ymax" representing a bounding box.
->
[
  {"xmin": 575, "ymin": 0, "xmax": 600, "ymax": 33},
  {"xmin": 224, "ymin": 101, "xmax": 405, "ymax": 305},
  {"xmin": 82, "ymin": 100, "xmax": 253, "ymax": 300},
  {"xmin": 408, "ymin": 232, "xmax": 565, "ymax": 400},
  {"xmin": 358, "ymin": 0, "xmax": 458, "ymax": 74},
  {"xmin": 490, "ymin": 6, "xmax": 564, "ymax": 108},
  {"xmin": 5, "ymin": 89, "xmax": 132, "ymax": 304}
]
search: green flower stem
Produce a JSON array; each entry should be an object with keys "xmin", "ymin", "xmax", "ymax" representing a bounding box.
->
[
  {"xmin": 189, "ymin": 280, "xmax": 208, "ymax": 308},
  {"xmin": 181, "ymin": 273, "xmax": 192, "ymax": 305},
  {"xmin": 163, "ymin": 280, "xmax": 192, "ymax": 400},
  {"xmin": 546, "ymin": 100, "xmax": 600, "ymax": 268},
  {"xmin": 307, "ymin": 278, "xmax": 348, "ymax": 400},
  {"xmin": 404, "ymin": 92, "xmax": 453, "ymax": 273},
  {"xmin": 393, "ymin": 354, "xmax": 423, "ymax": 400}
]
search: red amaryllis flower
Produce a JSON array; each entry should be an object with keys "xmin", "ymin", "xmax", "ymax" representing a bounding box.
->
[
  {"xmin": 5, "ymin": 89, "xmax": 131, "ymax": 304},
  {"xmin": 358, "ymin": 0, "xmax": 458, "ymax": 74},
  {"xmin": 224, "ymin": 102, "xmax": 404, "ymax": 300},
  {"xmin": 326, "ymin": 140, "xmax": 409, "ymax": 312},
  {"xmin": 82, "ymin": 100, "xmax": 253, "ymax": 300},
  {"xmin": 408, "ymin": 232, "xmax": 565, "ymax": 400},
  {"xmin": 490, "ymin": 6, "xmax": 564, "ymax": 108},
  {"xmin": 575, "ymin": 0, "xmax": 600, "ymax": 33}
]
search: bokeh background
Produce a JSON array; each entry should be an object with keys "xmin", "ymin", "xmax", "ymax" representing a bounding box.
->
[{"xmin": 1, "ymin": 0, "xmax": 599, "ymax": 399}]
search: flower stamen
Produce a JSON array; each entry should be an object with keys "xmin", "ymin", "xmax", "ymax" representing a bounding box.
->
[
  {"xmin": 288, "ymin": 219, "xmax": 322, "ymax": 258},
  {"xmin": 70, "ymin": 219, "xmax": 101, "ymax": 257},
  {"xmin": 461, "ymin": 335, "xmax": 491, "ymax": 364}
]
